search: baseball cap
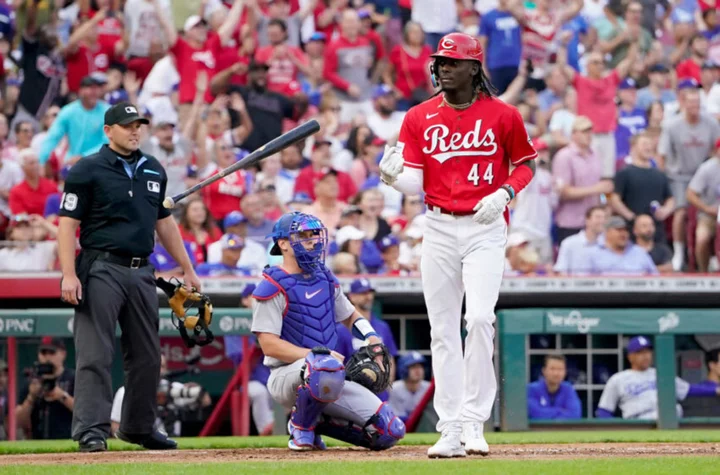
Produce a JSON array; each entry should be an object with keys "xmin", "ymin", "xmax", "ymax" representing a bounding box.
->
[
  {"xmin": 605, "ymin": 215, "xmax": 629, "ymax": 230},
  {"xmin": 221, "ymin": 233, "xmax": 245, "ymax": 250},
  {"xmin": 378, "ymin": 234, "xmax": 400, "ymax": 251},
  {"xmin": 224, "ymin": 211, "xmax": 247, "ymax": 229},
  {"xmin": 183, "ymin": 15, "xmax": 206, "ymax": 33},
  {"xmin": 39, "ymin": 336, "xmax": 66, "ymax": 352},
  {"xmin": 290, "ymin": 192, "xmax": 313, "ymax": 204},
  {"xmin": 313, "ymin": 138, "xmax": 333, "ymax": 150},
  {"xmin": 532, "ymin": 138, "xmax": 548, "ymax": 152},
  {"xmin": 104, "ymin": 102, "xmax": 150, "ymax": 126},
  {"xmin": 371, "ymin": 136, "xmax": 386, "ymax": 147},
  {"xmin": 350, "ymin": 278, "xmax": 374, "ymax": 294},
  {"xmin": 372, "ymin": 84, "xmax": 394, "ymax": 100},
  {"xmin": 506, "ymin": 232, "xmax": 529, "ymax": 248},
  {"xmin": 90, "ymin": 71, "xmax": 108, "ymax": 84},
  {"xmin": 145, "ymin": 96, "xmax": 178, "ymax": 127},
  {"xmin": 618, "ymin": 78, "xmax": 637, "ymax": 90},
  {"xmin": 317, "ymin": 167, "xmax": 338, "ymax": 182},
  {"xmin": 627, "ymin": 336, "xmax": 653, "ymax": 353},
  {"xmin": 241, "ymin": 283, "xmax": 257, "ymax": 299},
  {"xmin": 702, "ymin": 60, "xmax": 720, "ymax": 70},
  {"xmin": 309, "ymin": 32, "xmax": 327, "ymax": 42},
  {"xmin": 358, "ymin": 9, "xmax": 371, "ymax": 19},
  {"xmin": 678, "ymin": 78, "xmax": 700, "ymax": 89},
  {"xmin": 648, "ymin": 63, "xmax": 670, "ymax": 74},
  {"xmin": 335, "ymin": 225, "xmax": 365, "ymax": 248},
  {"xmin": 341, "ymin": 205, "xmax": 362, "ymax": 218},
  {"xmin": 79, "ymin": 75, "xmax": 103, "ymax": 88},
  {"xmin": 572, "ymin": 116, "xmax": 594, "ymax": 132}
]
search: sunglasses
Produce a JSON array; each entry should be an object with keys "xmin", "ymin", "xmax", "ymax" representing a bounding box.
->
[{"xmin": 40, "ymin": 349, "xmax": 57, "ymax": 355}]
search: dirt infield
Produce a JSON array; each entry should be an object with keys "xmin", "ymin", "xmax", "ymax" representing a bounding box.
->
[{"xmin": 0, "ymin": 443, "xmax": 717, "ymax": 465}]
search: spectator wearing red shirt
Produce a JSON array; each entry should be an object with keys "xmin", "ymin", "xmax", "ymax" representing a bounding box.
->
[
  {"xmin": 558, "ymin": 34, "xmax": 638, "ymax": 179},
  {"xmin": 313, "ymin": 0, "xmax": 346, "ymax": 39},
  {"xmin": 178, "ymin": 198, "xmax": 222, "ymax": 264},
  {"xmin": 87, "ymin": 3, "xmax": 124, "ymax": 52},
  {"xmin": 384, "ymin": 21, "xmax": 433, "ymax": 111},
  {"xmin": 203, "ymin": 137, "xmax": 254, "ymax": 223},
  {"xmin": 64, "ymin": 10, "xmax": 120, "ymax": 94},
  {"xmin": 359, "ymin": 9, "xmax": 385, "ymax": 64},
  {"xmin": 324, "ymin": 9, "xmax": 384, "ymax": 123},
  {"xmin": 676, "ymin": 33, "xmax": 710, "ymax": 83},
  {"xmin": 9, "ymin": 150, "xmax": 57, "ymax": 216},
  {"xmin": 294, "ymin": 138, "xmax": 357, "ymax": 202},
  {"xmin": 254, "ymin": 18, "xmax": 311, "ymax": 96}
]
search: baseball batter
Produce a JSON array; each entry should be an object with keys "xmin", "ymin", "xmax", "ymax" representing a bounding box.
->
[
  {"xmin": 251, "ymin": 211, "xmax": 405, "ymax": 451},
  {"xmin": 379, "ymin": 32, "xmax": 538, "ymax": 458}
]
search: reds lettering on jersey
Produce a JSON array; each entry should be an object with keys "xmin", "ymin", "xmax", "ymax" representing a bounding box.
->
[{"xmin": 397, "ymin": 95, "xmax": 537, "ymax": 214}]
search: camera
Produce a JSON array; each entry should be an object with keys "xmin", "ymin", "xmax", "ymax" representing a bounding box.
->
[{"xmin": 24, "ymin": 362, "xmax": 57, "ymax": 392}]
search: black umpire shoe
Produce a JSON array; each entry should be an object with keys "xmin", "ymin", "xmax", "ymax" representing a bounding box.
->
[
  {"xmin": 115, "ymin": 430, "xmax": 178, "ymax": 450},
  {"xmin": 79, "ymin": 435, "xmax": 107, "ymax": 453}
]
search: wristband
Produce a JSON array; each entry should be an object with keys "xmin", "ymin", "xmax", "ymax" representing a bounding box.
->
[
  {"xmin": 501, "ymin": 184, "xmax": 515, "ymax": 200},
  {"xmin": 352, "ymin": 318, "xmax": 379, "ymax": 340}
]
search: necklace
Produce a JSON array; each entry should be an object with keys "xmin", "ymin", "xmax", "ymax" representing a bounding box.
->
[{"xmin": 442, "ymin": 94, "xmax": 477, "ymax": 110}]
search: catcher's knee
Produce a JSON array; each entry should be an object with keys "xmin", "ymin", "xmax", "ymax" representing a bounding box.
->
[
  {"xmin": 302, "ymin": 347, "xmax": 345, "ymax": 403},
  {"xmin": 367, "ymin": 403, "xmax": 405, "ymax": 450}
]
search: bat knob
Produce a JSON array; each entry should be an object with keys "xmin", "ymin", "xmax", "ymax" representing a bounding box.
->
[{"xmin": 163, "ymin": 197, "xmax": 175, "ymax": 209}]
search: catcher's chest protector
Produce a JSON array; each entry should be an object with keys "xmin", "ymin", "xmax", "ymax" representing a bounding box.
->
[{"xmin": 263, "ymin": 267, "xmax": 338, "ymax": 350}]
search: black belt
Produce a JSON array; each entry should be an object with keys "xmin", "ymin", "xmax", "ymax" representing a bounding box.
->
[
  {"xmin": 428, "ymin": 205, "xmax": 474, "ymax": 217},
  {"xmin": 95, "ymin": 252, "xmax": 150, "ymax": 269}
]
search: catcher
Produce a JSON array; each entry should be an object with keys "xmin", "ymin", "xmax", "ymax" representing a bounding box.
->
[{"xmin": 251, "ymin": 211, "xmax": 405, "ymax": 451}]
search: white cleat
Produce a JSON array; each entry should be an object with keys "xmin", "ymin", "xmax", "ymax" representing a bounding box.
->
[
  {"xmin": 461, "ymin": 422, "xmax": 490, "ymax": 456},
  {"xmin": 427, "ymin": 424, "xmax": 466, "ymax": 458}
]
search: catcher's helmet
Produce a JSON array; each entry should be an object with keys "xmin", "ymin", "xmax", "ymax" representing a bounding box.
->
[
  {"xmin": 397, "ymin": 351, "xmax": 427, "ymax": 380},
  {"xmin": 268, "ymin": 212, "xmax": 328, "ymax": 272},
  {"xmin": 431, "ymin": 32, "xmax": 484, "ymax": 63}
]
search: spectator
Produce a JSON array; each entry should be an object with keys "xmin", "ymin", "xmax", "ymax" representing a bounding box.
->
[
  {"xmin": 389, "ymin": 194, "xmax": 424, "ymax": 234},
  {"xmin": 366, "ymin": 85, "xmax": 406, "ymax": 142},
  {"xmin": 398, "ymin": 214, "xmax": 424, "ymax": 273},
  {"xmin": 554, "ymin": 205, "xmax": 608, "ymax": 275},
  {"xmin": 305, "ymin": 170, "xmax": 345, "ymax": 235},
  {"xmin": 287, "ymin": 191, "xmax": 313, "ymax": 213},
  {"xmin": 195, "ymin": 234, "xmax": 252, "ymax": 276},
  {"xmin": 178, "ymin": 198, "xmax": 222, "ymax": 265},
  {"xmin": 385, "ymin": 21, "xmax": 433, "ymax": 110},
  {"xmin": 203, "ymin": 137, "xmax": 254, "ymax": 223},
  {"xmin": 0, "ymin": 215, "xmax": 57, "ymax": 271},
  {"xmin": 240, "ymin": 193, "xmax": 274, "ymax": 247},
  {"xmin": 596, "ymin": 1, "xmax": 654, "ymax": 68},
  {"xmin": 633, "ymin": 214, "xmax": 673, "ymax": 272},
  {"xmin": 9, "ymin": 150, "xmax": 57, "ymax": 217},
  {"xmin": 584, "ymin": 216, "xmax": 658, "ymax": 275},
  {"xmin": 686, "ymin": 140, "xmax": 720, "ymax": 271},
  {"xmin": 0, "ymin": 158, "xmax": 23, "ymax": 223},
  {"xmin": 610, "ymin": 132, "xmax": 674, "ymax": 242},
  {"xmin": 206, "ymin": 211, "xmax": 268, "ymax": 275},
  {"xmin": 547, "ymin": 88, "xmax": 578, "ymax": 148},
  {"xmin": 149, "ymin": 240, "xmax": 197, "ymax": 277},
  {"xmin": 324, "ymin": 9, "xmax": 382, "ymax": 123},
  {"xmin": 16, "ymin": 338, "xmax": 74, "ymax": 440},
  {"xmin": 123, "ymin": 0, "xmax": 173, "ymax": 81},
  {"xmin": 615, "ymin": 78, "xmax": 648, "ymax": 161},
  {"xmin": 683, "ymin": 349, "xmax": 720, "ymax": 417},
  {"xmin": 411, "ymin": 0, "xmax": 457, "ymax": 50},
  {"xmin": 636, "ymin": 64, "xmax": 677, "ymax": 111},
  {"xmin": 699, "ymin": 61, "xmax": 719, "ymax": 108},
  {"xmin": 676, "ymin": 33, "xmax": 709, "ymax": 83},
  {"xmin": 355, "ymin": 188, "xmax": 392, "ymax": 244},
  {"xmin": 377, "ymin": 235, "xmax": 407, "ymax": 275},
  {"xmin": 256, "ymin": 153, "xmax": 295, "ymax": 205},
  {"xmin": 39, "ymin": 76, "xmax": 110, "ymax": 166},
  {"xmin": 552, "ymin": 116, "xmax": 611, "ymax": 243},
  {"xmin": 254, "ymin": 18, "xmax": 311, "ymax": 97},
  {"xmin": 351, "ymin": 136, "xmax": 384, "ymax": 190},
  {"xmin": 597, "ymin": 336, "xmax": 720, "ymax": 419},
  {"xmin": 505, "ymin": 232, "xmax": 542, "ymax": 275},
  {"xmin": 527, "ymin": 354, "xmax": 582, "ymax": 420},
  {"xmin": 294, "ymin": 138, "xmax": 357, "ymax": 202},
  {"xmin": 335, "ymin": 224, "xmax": 383, "ymax": 273},
  {"xmin": 30, "ymin": 106, "xmax": 63, "ymax": 165},
  {"xmin": 537, "ymin": 67, "xmax": 569, "ymax": 115},
  {"xmin": 254, "ymin": 180, "xmax": 285, "ymax": 221},
  {"xmin": 478, "ymin": 0, "xmax": 523, "ymax": 95},
  {"xmin": 390, "ymin": 352, "xmax": 431, "ymax": 423},
  {"xmin": 333, "ymin": 124, "xmax": 373, "ymax": 172},
  {"xmin": 13, "ymin": 122, "xmax": 35, "ymax": 156},
  {"xmin": 658, "ymin": 88, "xmax": 720, "ymax": 271},
  {"xmin": 510, "ymin": 139, "xmax": 556, "ymax": 264},
  {"xmin": 331, "ymin": 251, "xmax": 360, "ymax": 275},
  {"xmin": 254, "ymin": 0, "xmax": 318, "ymax": 48}
]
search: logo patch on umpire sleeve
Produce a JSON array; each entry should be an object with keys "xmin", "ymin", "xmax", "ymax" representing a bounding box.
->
[
  {"xmin": 147, "ymin": 181, "xmax": 160, "ymax": 193},
  {"xmin": 60, "ymin": 192, "xmax": 78, "ymax": 211}
]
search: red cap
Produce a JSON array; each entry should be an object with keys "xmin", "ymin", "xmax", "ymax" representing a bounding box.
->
[
  {"xmin": 532, "ymin": 138, "xmax": 548, "ymax": 152},
  {"xmin": 371, "ymin": 136, "xmax": 386, "ymax": 146},
  {"xmin": 715, "ymin": 137, "xmax": 720, "ymax": 149},
  {"xmin": 431, "ymin": 32, "xmax": 484, "ymax": 63}
]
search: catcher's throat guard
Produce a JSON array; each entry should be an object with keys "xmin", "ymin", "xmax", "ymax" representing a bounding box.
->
[{"xmin": 156, "ymin": 277, "xmax": 214, "ymax": 348}]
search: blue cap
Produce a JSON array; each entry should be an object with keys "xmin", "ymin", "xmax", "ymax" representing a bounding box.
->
[
  {"xmin": 349, "ymin": 278, "xmax": 374, "ymax": 294},
  {"xmin": 221, "ymin": 233, "xmax": 245, "ymax": 250},
  {"xmin": 702, "ymin": 61, "xmax": 719, "ymax": 70},
  {"xmin": 372, "ymin": 84, "xmax": 393, "ymax": 100},
  {"xmin": 678, "ymin": 78, "xmax": 700, "ymax": 89},
  {"xmin": 648, "ymin": 63, "xmax": 669, "ymax": 73},
  {"xmin": 224, "ymin": 211, "xmax": 247, "ymax": 229},
  {"xmin": 618, "ymin": 78, "xmax": 637, "ymax": 90},
  {"xmin": 358, "ymin": 9, "xmax": 371, "ymax": 19},
  {"xmin": 378, "ymin": 235, "xmax": 400, "ymax": 251},
  {"xmin": 241, "ymin": 283, "xmax": 257, "ymax": 299},
  {"xmin": 627, "ymin": 336, "xmax": 653, "ymax": 354},
  {"xmin": 397, "ymin": 351, "xmax": 427, "ymax": 379},
  {"xmin": 290, "ymin": 192, "xmax": 313, "ymax": 204},
  {"xmin": 309, "ymin": 32, "xmax": 327, "ymax": 42}
]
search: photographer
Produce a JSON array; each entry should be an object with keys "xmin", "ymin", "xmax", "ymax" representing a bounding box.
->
[
  {"xmin": 111, "ymin": 355, "xmax": 210, "ymax": 437},
  {"xmin": 16, "ymin": 338, "xmax": 75, "ymax": 440}
]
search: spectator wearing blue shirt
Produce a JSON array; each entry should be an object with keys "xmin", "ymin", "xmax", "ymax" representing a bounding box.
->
[
  {"xmin": 561, "ymin": 15, "xmax": 590, "ymax": 72},
  {"xmin": 196, "ymin": 234, "xmax": 253, "ymax": 276},
  {"xmin": 478, "ymin": 0, "xmax": 524, "ymax": 94},
  {"xmin": 528, "ymin": 354, "xmax": 582, "ymax": 420},
  {"xmin": 584, "ymin": 216, "xmax": 658, "ymax": 275},
  {"xmin": 615, "ymin": 78, "xmax": 647, "ymax": 161},
  {"xmin": 554, "ymin": 205, "xmax": 607, "ymax": 275},
  {"xmin": 636, "ymin": 64, "xmax": 676, "ymax": 111},
  {"xmin": 150, "ymin": 241, "xmax": 197, "ymax": 275}
]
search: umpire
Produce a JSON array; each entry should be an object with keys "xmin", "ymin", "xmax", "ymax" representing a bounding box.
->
[{"xmin": 57, "ymin": 102, "xmax": 201, "ymax": 452}]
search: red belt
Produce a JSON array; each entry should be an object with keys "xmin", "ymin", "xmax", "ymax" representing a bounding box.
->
[{"xmin": 428, "ymin": 205, "xmax": 474, "ymax": 217}]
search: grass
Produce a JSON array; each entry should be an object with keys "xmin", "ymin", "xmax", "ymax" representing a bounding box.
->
[
  {"xmin": 1, "ymin": 430, "xmax": 720, "ymax": 455},
  {"xmin": 0, "ymin": 458, "xmax": 719, "ymax": 475}
]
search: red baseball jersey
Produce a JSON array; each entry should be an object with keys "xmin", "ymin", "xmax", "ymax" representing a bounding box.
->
[{"xmin": 397, "ymin": 94, "xmax": 537, "ymax": 215}]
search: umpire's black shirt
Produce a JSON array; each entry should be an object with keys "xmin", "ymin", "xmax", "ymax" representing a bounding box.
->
[{"xmin": 58, "ymin": 144, "xmax": 171, "ymax": 257}]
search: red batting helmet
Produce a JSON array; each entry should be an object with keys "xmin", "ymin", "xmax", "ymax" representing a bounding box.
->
[{"xmin": 431, "ymin": 32, "xmax": 484, "ymax": 63}]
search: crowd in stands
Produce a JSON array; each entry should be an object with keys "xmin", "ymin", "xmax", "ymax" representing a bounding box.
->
[{"xmin": 0, "ymin": 0, "xmax": 719, "ymax": 277}]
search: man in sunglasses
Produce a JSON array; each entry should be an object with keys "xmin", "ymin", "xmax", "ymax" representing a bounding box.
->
[{"xmin": 15, "ymin": 337, "xmax": 75, "ymax": 440}]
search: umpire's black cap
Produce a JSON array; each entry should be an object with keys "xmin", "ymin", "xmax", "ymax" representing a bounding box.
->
[{"xmin": 104, "ymin": 102, "xmax": 150, "ymax": 126}]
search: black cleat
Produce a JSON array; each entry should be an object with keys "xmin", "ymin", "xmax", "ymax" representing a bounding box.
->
[
  {"xmin": 115, "ymin": 430, "xmax": 178, "ymax": 450},
  {"xmin": 78, "ymin": 436, "xmax": 107, "ymax": 453}
]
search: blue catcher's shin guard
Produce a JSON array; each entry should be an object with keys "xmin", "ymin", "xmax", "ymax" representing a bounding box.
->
[
  {"xmin": 315, "ymin": 402, "xmax": 406, "ymax": 451},
  {"xmin": 289, "ymin": 349, "xmax": 345, "ymax": 451}
]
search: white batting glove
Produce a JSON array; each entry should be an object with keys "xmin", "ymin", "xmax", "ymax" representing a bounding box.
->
[
  {"xmin": 379, "ymin": 145, "xmax": 404, "ymax": 185},
  {"xmin": 472, "ymin": 189, "xmax": 511, "ymax": 225}
]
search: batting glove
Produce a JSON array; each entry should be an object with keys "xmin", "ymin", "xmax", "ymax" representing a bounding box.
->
[
  {"xmin": 472, "ymin": 189, "xmax": 511, "ymax": 225},
  {"xmin": 379, "ymin": 145, "xmax": 404, "ymax": 185}
]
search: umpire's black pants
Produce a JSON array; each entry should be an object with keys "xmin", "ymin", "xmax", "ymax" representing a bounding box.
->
[{"xmin": 71, "ymin": 260, "xmax": 161, "ymax": 441}]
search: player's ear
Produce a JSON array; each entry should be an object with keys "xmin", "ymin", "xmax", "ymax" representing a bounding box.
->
[{"xmin": 470, "ymin": 62, "xmax": 480, "ymax": 77}]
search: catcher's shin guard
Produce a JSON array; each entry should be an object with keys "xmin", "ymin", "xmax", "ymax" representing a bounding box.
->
[
  {"xmin": 315, "ymin": 402, "xmax": 406, "ymax": 451},
  {"xmin": 289, "ymin": 348, "xmax": 345, "ymax": 450}
]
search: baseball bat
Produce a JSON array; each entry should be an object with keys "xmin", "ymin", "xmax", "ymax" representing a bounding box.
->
[{"xmin": 163, "ymin": 119, "xmax": 321, "ymax": 209}]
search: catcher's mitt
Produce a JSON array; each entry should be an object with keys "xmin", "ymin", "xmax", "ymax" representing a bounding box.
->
[
  {"xmin": 156, "ymin": 277, "xmax": 214, "ymax": 348},
  {"xmin": 345, "ymin": 343, "xmax": 391, "ymax": 394}
]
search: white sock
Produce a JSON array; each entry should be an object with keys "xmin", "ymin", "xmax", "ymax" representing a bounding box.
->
[{"xmin": 673, "ymin": 242, "xmax": 684, "ymax": 257}]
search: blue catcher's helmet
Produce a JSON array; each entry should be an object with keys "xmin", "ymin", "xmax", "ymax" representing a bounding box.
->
[
  {"xmin": 397, "ymin": 351, "xmax": 427, "ymax": 380},
  {"xmin": 268, "ymin": 212, "xmax": 328, "ymax": 273}
]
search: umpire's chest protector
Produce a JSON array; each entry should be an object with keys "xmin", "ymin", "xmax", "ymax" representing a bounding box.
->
[{"xmin": 255, "ymin": 266, "xmax": 338, "ymax": 350}]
